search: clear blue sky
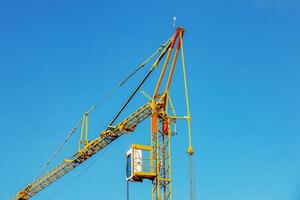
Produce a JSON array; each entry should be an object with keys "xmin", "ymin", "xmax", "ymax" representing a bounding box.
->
[{"xmin": 0, "ymin": 0, "xmax": 299, "ymax": 200}]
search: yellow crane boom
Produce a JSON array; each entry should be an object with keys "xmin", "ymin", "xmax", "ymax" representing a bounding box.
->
[
  {"xmin": 15, "ymin": 102, "xmax": 152, "ymax": 200},
  {"xmin": 14, "ymin": 26, "xmax": 173, "ymax": 200},
  {"xmin": 13, "ymin": 27, "xmax": 194, "ymax": 200}
]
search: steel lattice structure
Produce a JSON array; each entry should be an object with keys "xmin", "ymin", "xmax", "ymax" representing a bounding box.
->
[{"xmin": 14, "ymin": 27, "xmax": 194, "ymax": 200}]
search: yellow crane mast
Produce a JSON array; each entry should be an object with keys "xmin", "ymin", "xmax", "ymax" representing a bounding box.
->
[{"xmin": 13, "ymin": 27, "xmax": 194, "ymax": 200}]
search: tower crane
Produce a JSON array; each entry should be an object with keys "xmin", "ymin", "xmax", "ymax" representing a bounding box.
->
[{"xmin": 13, "ymin": 27, "xmax": 195, "ymax": 200}]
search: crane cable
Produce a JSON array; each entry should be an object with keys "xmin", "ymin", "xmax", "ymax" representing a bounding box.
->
[
  {"xmin": 33, "ymin": 37, "xmax": 173, "ymax": 182},
  {"xmin": 179, "ymin": 32, "xmax": 196, "ymax": 200},
  {"xmin": 125, "ymin": 134, "xmax": 130, "ymax": 200},
  {"xmin": 32, "ymin": 117, "xmax": 83, "ymax": 182},
  {"xmin": 109, "ymin": 37, "xmax": 172, "ymax": 126},
  {"xmin": 126, "ymin": 181, "xmax": 130, "ymax": 200}
]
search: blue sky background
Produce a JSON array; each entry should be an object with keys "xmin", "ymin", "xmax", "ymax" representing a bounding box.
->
[{"xmin": 0, "ymin": 0, "xmax": 299, "ymax": 200}]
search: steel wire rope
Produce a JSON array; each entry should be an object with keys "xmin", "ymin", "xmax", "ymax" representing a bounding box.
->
[
  {"xmin": 108, "ymin": 37, "xmax": 173, "ymax": 126},
  {"xmin": 188, "ymin": 155, "xmax": 196, "ymax": 200},
  {"xmin": 124, "ymin": 125, "xmax": 131, "ymax": 200}
]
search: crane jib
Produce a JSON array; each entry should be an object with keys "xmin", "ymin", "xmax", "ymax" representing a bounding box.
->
[{"xmin": 15, "ymin": 102, "xmax": 152, "ymax": 200}]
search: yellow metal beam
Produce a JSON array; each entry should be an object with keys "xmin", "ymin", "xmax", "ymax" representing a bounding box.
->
[{"xmin": 179, "ymin": 32, "xmax": 194, "ymax": 155}]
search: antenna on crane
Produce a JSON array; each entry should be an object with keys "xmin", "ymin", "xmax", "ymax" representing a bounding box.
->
[{"xmin": 173, "ymin": 16, "xmax": 176, "ymax": 28}]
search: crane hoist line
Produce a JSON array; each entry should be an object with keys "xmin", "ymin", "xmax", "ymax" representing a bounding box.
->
[{"xmin": 13, "ymin": 27, "xmax": 195, "ymax": 200}]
